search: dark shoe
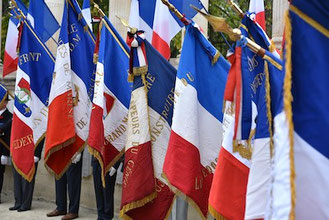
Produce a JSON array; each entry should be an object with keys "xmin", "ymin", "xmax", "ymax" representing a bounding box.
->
[
  {"xmin": 17, "ymin": 208, "xmax": 30, "ymax": 212},
  {"xmin": 47, "ymin": 209, "xmax": 67, "ymax": 217},
  {"xmin": 9, "ymin": 206, "xmax": 20, "ymax": 211},
  {"xmin": 62, "ymin": 213, "xmax": 79, "ymax": 220}
]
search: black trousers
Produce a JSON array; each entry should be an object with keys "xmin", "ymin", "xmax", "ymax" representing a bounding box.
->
[
  {"xmin": 12, "ymin": 163, "xmax": 38, "ymax": 210},
  {"xmin": 0, "ymin": 164, "xmax": 5, "ymax": 195},
  {"xmin": 55, "ymin": 159, "xmax": 82, "ymax": 214},
  {"xmin": 92, "ymin": 161, "xmax": 117, "ymax": 220}
]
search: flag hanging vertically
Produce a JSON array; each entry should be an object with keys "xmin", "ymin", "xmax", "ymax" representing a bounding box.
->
[
  {"xmin": 45, "ymin": 0, "xmax": 95, "ymax": 178},
  {"xmin": 129, "ymin": 0, "xmax": 203, "ymax": 59},
  {"xmin": 163, "ymin": 22, "xmax": 229, "ymax": 219},
  {"xmin": 208, "ymin": 13, "xmax": 282, "ymax": 219},
  {"xmin": 248, "ymin": 0, "xmax": 266, "ymax": 31},
  {"xmin": 27, "ymin": 0, "xmax": 60, "ymax": 44},
  {"xmin": 239, "ymin": 15, "xmax": 281, "ymax": 220},
  {"xmin": 82, "ymin": 0, "xmax": 92, "ymax": 30},
  {"xmin": 3, "ymin": 0, "xmax": 27, "ymax": 77},
  {"xmin": 44, "ymin": 1, "xmax": 76, "ymax": 178},
  {"xmin": 11, "ymin": 18, "xmax": 54, "ymax": 181},
  {"xmin": 88, "ymin": 15, "xmax": 130, "ymax": 186},
  {"xmin": 268, "ymin": 1, "xmax": 329, "ymax": 219},
  {"xmin": 121, "ymin": 31, "xmax": 177, "ymax": 220},
  {"xmin": 120, "ymin": 31, "xmax": 156, "ymax": 217}
]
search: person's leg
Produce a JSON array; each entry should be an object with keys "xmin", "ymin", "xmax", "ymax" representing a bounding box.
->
[
  {"xmin": 9, "ymin": 167, "xmax": 23, "ymax": 210},
  {"xmin": 0, "ymin": 164, "xmax": 5, "ymax": 203},
  {"xmin": 55, "ymin": 172, "xmax": 68, "ymax": 213},
  {"xmin": 103, "ymin": 170, "xmax": 117, "ymax": 220},
  {"xmin": 67, "ymin": 158, "xmax": 82, "ymax": 214},
  {"xmin": 19, "ymin": 162, "xmax": 38, "ymax": 211},
  {"xmin": 92, "ymin": 159, "xmax": 105, "ymax": 219}
]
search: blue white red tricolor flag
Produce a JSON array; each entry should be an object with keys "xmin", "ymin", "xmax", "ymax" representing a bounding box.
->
[
  {"xmin": 88, "ymin": 15, "xmax": 131, "ymax": 186},
  {"xmin": 121, "ymin": 31, "xmax": 177, "ymax": 220},
  {"xmin": 11, "ymin": 18, "xmax": 54, "ymax": 182},
  {"xmin": 129, "ymin": 0, "xmax": 203, "ymax": 59},
  {"xmin": 44, "ymin": 1, "xmax": 76, "ymax": 177},
  {"xmin": 267, "ymin": 1, "xmax": 329, "ymax": 219},
  {"xmin": 208, "ymin": 14, "xmax": 282, "ymax": 219},
  {"xmin": 120, "ymin": 31, "xmax": 156, "ymax": 217},
  {"xmin": 45, "ymin": 0, "xmax": 95, "ymax": 178},
  {"xmin": 163, "ymin": 22, "xmax": 229, "ymax": 219},
  {"xmin": 82, "ymin": 0, "xmax": 92, "ymax": 30},
  {"xmin": 3, "ymin": 0, "xmax": 27, "ymax": 77},
  {"xmin": 248, "ymin": 0, "xmax": 266, "ymax": 31},
  {"xmin": 27, "ymin": 0, "xmax": 60, "ymax": 44}
]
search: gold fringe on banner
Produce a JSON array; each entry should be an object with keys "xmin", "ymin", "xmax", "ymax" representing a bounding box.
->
[
  {"xmin": 208, "ymin": 204, "xmax": 227, "ymax": 220},
  {"xmin": 44, "ymin": 138, "xmax": 85, "ymax": 181},
  {"xmin": 212, "ymin": 51, "xmax": 221, "ymax": 65},
  {"xmin": 161, "ymin": 173, "xmax": 208, "ymax": 220},
  {"xmin": 87, "ymin": 145, "xmax": 124, "ymax": 188},
  {"xmin": 284, "ymin": 10, "xmax": 296, "ymax": 220},
  {"xmin": 164, "ymin": 195, "xmax": 177, "ymax": 220},
  {"xmin": 11, "ymin": 157, "xmax": 35, "ymax": 183},
  {"xmin": 119, "ymin": 191, "xmax": 157, "ymax": 218},
  {"xmin": 264, "ymin": 61, "xmax": 274, "ymax": 157}
]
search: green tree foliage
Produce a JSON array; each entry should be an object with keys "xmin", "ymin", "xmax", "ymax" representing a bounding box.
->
[
  {"xmin": 171, "ymin": 0, "xmax": 272, "ymax": 57},
  {"xmin": 1, "ymin": 0, "xmax": 272, "ymax": 61}
]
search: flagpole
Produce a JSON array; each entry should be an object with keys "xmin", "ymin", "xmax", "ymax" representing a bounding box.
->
[
  {"xmin": 160, "ymin": 0, "xmax": 189, "ymax": 25},
  {"xmin": 90, "ymin": 0, "xmax": 105, "ymax": 17},
  {"xmin": 191, "ymin": 5, "xmax": 266, "ymax": 57},
  {"xmin": 227, "ymin": 0, "xmax": 244, "ymax": 18}
]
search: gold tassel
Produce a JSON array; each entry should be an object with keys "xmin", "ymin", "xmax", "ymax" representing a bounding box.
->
[
  {"xmin": 284, "ymin": 10, "xmax": 296, "ymax": 220},
  {"xmin": 264, "ymin": 61, "xmax": 274, "ymax": 157},
  {"xmin": 212, "ymin": 51, "xmax": 221, "ymax": 65}
]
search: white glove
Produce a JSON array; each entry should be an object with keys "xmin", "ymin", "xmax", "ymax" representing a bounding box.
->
[
  {"xmin": 72, "ymin": 153, "xmax": 82, "ymax": 164},
  {"xmin": 34, "ymin": 156, "xmax": 40, "ymax": 163},
  {"xmin": 109, "ymin": 167, "xmax": 116, "ymax": 176},
  {"xmin": 1, "ymin": 155, "xmax": 8, "ymax": 165}
]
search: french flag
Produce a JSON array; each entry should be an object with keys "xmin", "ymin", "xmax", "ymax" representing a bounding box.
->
[
  {"xmin": 45, "ymin": 0, "xmax": 96, "ymax": 177},
  {"xmin": 82, "ymin": 0, "xmax": 92, "ymax": 30},
  {"xmin": 88, "ymin": 15, "xmax": 131, "ymax": 186},
  {"xmin": 121, "ymin": 31, "xmax": 177, "ymax": 219},
  {"xmin": 44, "ymin": 2, "xmax": 76, "ymax": 178},
  {"xmin": 3, "ymin": 0, "xmax": 27, "ymax": 77},
  {"xmin": 27, "ymin": 0, "xmax": 60, "ymax": 44},
  {"xmin": 238, "ymin": 15, "xmax": 283, "ymax": 220},
  {"xmin": 268, "ymin": 1, "xmax": 329, "ymax": 219},
  {"xmin": 163, "ymin": 22, "xmax": 229, "ymax": 219},
  {"xmin": 248, "ymin": 0, "xmax": 266, "ymax": 31},
  {"xmin": 120, "ymin": 31, "xmax": 156, "ymax": 218},
  {"xmin": 208, "ymin": 47, "xmax": 251, "ymax": 220},
  {"xmin": 129, "ymin": 0, "xmax": 203, "ymax": 59},
  {"xmin": 11, "ymin": 18, "xmax": 54, "ymax": 181}
]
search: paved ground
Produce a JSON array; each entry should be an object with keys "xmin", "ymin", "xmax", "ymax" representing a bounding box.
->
[{"xmin": 0, "ymin": 192, "xmax": 99, "ymax": 220}]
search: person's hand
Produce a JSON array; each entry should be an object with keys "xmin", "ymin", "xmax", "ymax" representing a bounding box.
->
[
  {"xmin": 34, "ymin": 156, "xmax": 40, "ymax": 163},
  {"xmin": 72, "ymin": 153, "xmax": 81, "ymax": 164},
  {"xmin": 1, "ymin": 155, "xmax": 8, "ymax": 165},
  {"xmin": 109, "ymin": 167, "xmax": 116, "ymax": 176}
]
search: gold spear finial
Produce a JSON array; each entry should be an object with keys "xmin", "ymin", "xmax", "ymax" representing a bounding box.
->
[
  {"xmin": 190, "ymin": 5, "xmax": 241, "ymax": 41},
  {"xmin": 226, "ymin": 0, "xmax": 244, "ymax": 18},
  {"xmin": 90, "ymin": 0, "xmax": 105, "ymax": 17},
  {"xmin": 115, "ymin": 16, "xmax": 138, "ymax": 34},
  {"xmin": 191, "ymin": 5, "xmax": 265, "ymax": 57},
  {"xmin": 9, "ymin": 0, "xmax": 26, "ymax": 20}
]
